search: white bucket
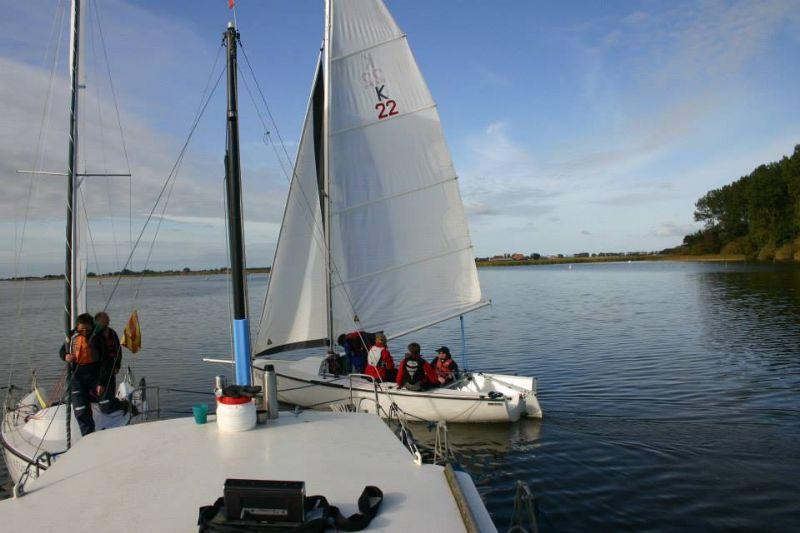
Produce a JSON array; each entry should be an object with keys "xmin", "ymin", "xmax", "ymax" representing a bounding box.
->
[{"xmin": 216, "ymin": 398, "xmax": 256, "ymax": 432}]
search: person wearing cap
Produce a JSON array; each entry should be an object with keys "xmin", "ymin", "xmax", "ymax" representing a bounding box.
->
[{"xmin": 432, "ymin": 346, "xmax": 459, "ymax": 385}]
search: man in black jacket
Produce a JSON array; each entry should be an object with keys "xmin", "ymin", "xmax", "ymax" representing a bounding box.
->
[
  {"xmin": 59, "ymin": 313, "xmax": 111, "ymax": 435},
  {"xmin": 94, "ymin": 311, "xmax": 127, "ymax": 415}
]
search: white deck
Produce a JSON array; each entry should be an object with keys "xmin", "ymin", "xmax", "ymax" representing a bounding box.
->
[{"xmin": 0, "ymin": 410, "xmax": 496, "ymax": 532}]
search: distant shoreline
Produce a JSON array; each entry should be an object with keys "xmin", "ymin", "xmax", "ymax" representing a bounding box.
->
[
  {"xmin": 475, "ymin": 254, "xmax": 747, "ymax": 267},
  {"xmin": 1, "ymin": 255, "xmax": 765, "ymax": 282},
  {"xmin": 1, "ymin": 267, "xmax": 271, "ymax": 282}
]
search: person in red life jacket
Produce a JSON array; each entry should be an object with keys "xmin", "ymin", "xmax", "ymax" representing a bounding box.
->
[
  {"xmin": 365, "ymin": 333, "xmax": 395, "ymax": 381},
  {"xmin": 396, "ymin": 342, "xmax": 438, "ymax": 391},
  {"xmin": 59, "ymin": 313, "xmax": 110, "ymax": 435},
  {"xmin": 94, "ymin": 311, "xmax": 131, "ymax": 415},
  {"xmin": 432, "ymin": 346, "xmax": 459, "ymax": 385}
]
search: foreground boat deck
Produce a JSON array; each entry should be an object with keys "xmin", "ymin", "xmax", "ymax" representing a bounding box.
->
[{"xmin": 0, "ymin": 410, "xmax": 495, "ymax": 532}]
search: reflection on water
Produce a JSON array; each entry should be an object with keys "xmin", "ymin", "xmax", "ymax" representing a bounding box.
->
[{"xmin": 2, "ymin": 262, "xmax": 800, "ymax": 531}]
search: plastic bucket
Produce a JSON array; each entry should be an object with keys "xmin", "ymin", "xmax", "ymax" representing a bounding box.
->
[{"xmin": 216, "ymin": 397, "xmax": 256, "ymax": 432}]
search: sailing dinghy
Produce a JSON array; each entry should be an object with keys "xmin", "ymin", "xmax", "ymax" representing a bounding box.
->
[{"xmin": 253, "ymin": 0, "xmax": 541, "ymax": 423}]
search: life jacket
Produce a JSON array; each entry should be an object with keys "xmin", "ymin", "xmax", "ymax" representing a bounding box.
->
[
  {"xmin": 401, "ymin": 357, "xmax": 426, "ymax": 391},
  {"xmin": 367, "ymin": 346, "xmax": 388, "ymax": 368},
  {"xmin": 70, "ymin": 334, "xmax": 96, "ymax": 365},
  {"xmin": 434, "ymin": 357, "xmax": 457, "ymax": 381}
]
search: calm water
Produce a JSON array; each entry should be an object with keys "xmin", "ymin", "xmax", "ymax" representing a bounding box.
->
[{"xmin": 2, "ymin": 262, "xmax": 799, "ymax": 531}]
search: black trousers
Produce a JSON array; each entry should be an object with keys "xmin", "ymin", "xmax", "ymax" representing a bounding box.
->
[
  {"xmin": 70, "ymin": 363, "xmax": 99, "ymax": 436},
  {"xmin": 98, "ymin": 372, "xmax": 124, "ymax": 414}
]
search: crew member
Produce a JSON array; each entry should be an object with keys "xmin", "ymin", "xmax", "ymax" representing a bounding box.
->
[
  {"xmin": 365, "ymin": 333, "xmax": 395, "ymax": 381},
  {"xmin": 396, "ymin": 343, "xmax": 438, "ymax": 391},
  {"xmin": 337, "ymin": 331, "xmax": 372, "ymax": 374},
  {"xmin": 59, "ymin": 313, "xmax": 109, "ymax": 435},
  {"xmin": 94, "ymin": 311, "xmax": 127, "ymax": 414},
  {"xmin": 433, "ymin": 346, "xmax": 459, "ymax": 385}
]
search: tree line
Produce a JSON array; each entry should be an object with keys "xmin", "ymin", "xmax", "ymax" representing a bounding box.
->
[{"xmin": 681, "ymin": 144, "xmax": 800, "ymax": 260}]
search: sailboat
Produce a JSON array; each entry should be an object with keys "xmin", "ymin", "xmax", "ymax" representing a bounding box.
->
[
  {"xmin": 0, "ymin": 3, "xmax": 499, "ymax": 530},
  {"xmin": 252, "ymin": 0, "xmax": 541, "ymax": 423},
  {"xmin": 1, "ymin": 0, "xmax": 140, "ymax": 484}
]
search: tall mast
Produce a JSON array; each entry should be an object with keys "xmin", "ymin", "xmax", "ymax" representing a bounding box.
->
[
  {"xmin": 323, "ymin": 0, "xmax": 334, "ymax": 347},
  {"xmin": 65, "ymin": 0, "xmax": 81, "ymax": 336},
  {"xmin": 224, "ymin": 22, "xmax": 252, "ymax": 386}
]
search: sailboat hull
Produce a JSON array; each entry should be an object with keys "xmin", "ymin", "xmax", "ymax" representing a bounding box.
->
[
  {"xmin": 1, "ymin": 388, "xmax": 132, "ymax": 484},
  {"xmin": 255, "ymin": 357, "xmax": 542, "ymax": 424}
]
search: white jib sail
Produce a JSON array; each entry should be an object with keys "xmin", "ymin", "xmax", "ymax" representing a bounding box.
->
[
  {"xmin": 326, "ymin": 0, "xmax": 483, "ymax": 339},
  {"xmin": 254, "ymin": 62, "xmax": 328, "ymax": 355}
]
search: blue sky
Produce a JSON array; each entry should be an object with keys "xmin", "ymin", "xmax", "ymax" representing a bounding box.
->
[{"xmin": 2, "ymin": 0, "xmax": 799, "ymax": 276}]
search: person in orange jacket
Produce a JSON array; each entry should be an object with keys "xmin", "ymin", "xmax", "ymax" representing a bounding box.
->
[
  {"xmin": 59, "ymin": 313, "xmax": 110, "ymax": 435},
  {"xmin": 396, "ymin": 343, "xmax": 438, "ymax": 391},
  {"xmin": 365, "ymin": 333, "xmax": 395, "ymax": 381},
  {"xmin": 432, "ymin": 346, "xmax": 459, "ymax": 385}
]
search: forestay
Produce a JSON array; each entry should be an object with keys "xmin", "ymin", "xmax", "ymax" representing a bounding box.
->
[{"xmin": 255, "ymin": 0, "xmax": 483, "ymax": 355}]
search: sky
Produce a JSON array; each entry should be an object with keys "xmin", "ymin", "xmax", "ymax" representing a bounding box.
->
[{"xmin": 1, "ymin": 0, "xmax": 799, "ymax": 277}]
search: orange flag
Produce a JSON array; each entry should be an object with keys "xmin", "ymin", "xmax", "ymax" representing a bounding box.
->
[{"xmin": 121, "ymin": 310, "xmax": 142, "ymax": 354}]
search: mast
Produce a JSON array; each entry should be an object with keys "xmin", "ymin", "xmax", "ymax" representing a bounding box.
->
[
  {"xmin": 322, "ymin": 0, "xmax": 334, "ymax": 348},
  {"xmin": 224, "ymin": 22, "xmax": 252, "ymax": 386},
  {"xmin": 65, "ymin": 0, "xmax": 81, "ymax": 336}
]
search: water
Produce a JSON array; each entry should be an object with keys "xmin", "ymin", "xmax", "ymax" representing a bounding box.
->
[{"xmin": 2, "ymin": 262, "xmax": 799, "ymax": 531}]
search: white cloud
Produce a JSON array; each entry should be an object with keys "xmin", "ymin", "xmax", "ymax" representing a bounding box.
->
[
  {"xmin": 650, "ymin": 221, "xmax": 698, "ymax": 238},
  {"xmin": 0, "ymin": 1, "xmax": 290, "ymax": 277}
]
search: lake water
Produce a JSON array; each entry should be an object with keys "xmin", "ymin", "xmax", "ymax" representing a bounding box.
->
[{"xmin": 2, "ymin": 261, "xmax": 799, "ymax": 531}]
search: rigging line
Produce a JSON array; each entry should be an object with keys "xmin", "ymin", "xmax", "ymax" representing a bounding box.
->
[
  {"xmin": 87, "ymin": 2, "xmax": 121, "ymax": 273},
  {"xmin": 102, "ymin": 63, "xmax": 225, "ymax": 311},
  {"xmin": 78, "ymin": 186, "xmax": 107, "ymax": 302},
  {"xmin": 91, "ymin": 1, "xmax": 136, "ymax": 294},
  {"xmin": 237, "ymin": 69, "xmax": 292, "ymax": 182},
  {"xmin": 6, "ymin": 0, "xmax": 68, "ymax": 396},
  {"xmin": 131, "ymin": 48, "xmax": 225, "ymax": 305},
  {"xmin": 238, "ymin": 41, "xmax": 294, "ymax": 171},
  {"xmin": 11, "ymin": 0, "xmax": 67, "ymax": 279}
]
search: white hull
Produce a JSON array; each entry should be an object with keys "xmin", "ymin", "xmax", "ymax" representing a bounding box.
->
[
  {"xmin": 1, "ymin": 389, "xmax": 131, "ymax": 484},
  {"xmin": 255, "ymin": 357, "xmax": 542, "ymax": 424}
]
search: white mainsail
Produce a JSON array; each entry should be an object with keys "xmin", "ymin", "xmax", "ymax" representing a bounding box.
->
[{"xmin": 256, "ymin": 0, "xmax": 483, "ymax": 355}]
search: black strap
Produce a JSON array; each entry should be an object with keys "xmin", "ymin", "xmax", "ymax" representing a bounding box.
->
[{"xmin": 198, "ymin": 486, "xmax": 383, "ymax": 533}]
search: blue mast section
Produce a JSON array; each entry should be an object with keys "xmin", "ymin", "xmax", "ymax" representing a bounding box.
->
[{"xmin": 224, "ymin": 22, "xmax": 251, "ymax": 386}]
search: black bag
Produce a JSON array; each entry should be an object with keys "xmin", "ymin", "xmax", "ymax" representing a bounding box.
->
[{"xmin": 198, "ymin": 486, "xmax": 383, "ymax": 532}]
